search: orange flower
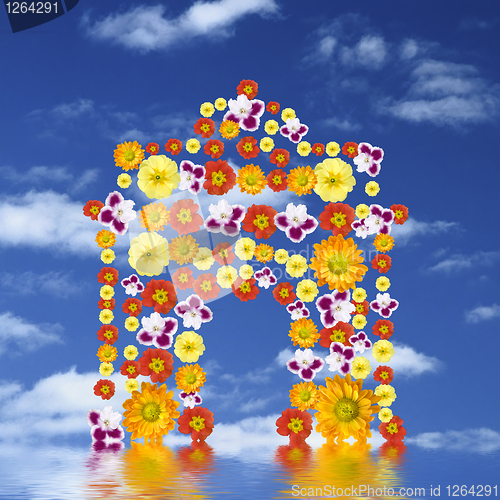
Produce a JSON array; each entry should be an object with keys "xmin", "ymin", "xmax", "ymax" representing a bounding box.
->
[
  {"xmin": 242, "ymin": 204, "xmax": 278, "ymax": 239},
  {"xmin": 97, "ymin": 344, "xmax": 118, "ymax": 363},
  {"xmin": 194, "ymin": 118, "xmax": 215, "ymax": 138},
  {"xmin": 219, "ymin": 120, "xmax": 240, "ymax": 140},
  {"xmin": 318, "ymin": 203, "xmax": 355, "ymax": 237},
  {"xmin": 139, "ymin": 347, "xmax": 174, "ymax": 384},
  {"xmin": 236, "ymin": 79, "xmax": 258, "ymax": 99},
  {"xmin": 212, "ymin": 242, "xmax": 235, "ymax": 266},
  {"xmin": 236, "ymin": 136, "xmax": 260, "ymax": 159},
  {"xmin": 178, "ymin": 407, "xmax": 215, "ymax": 442},
  {"xmin": 94, "ymin": 379, "xmax": 115, "ymax": 400},
  {"xmin": 146, "ymin": 142, "xmax": 160, "ymax": 155},
  {"xmin": 141, "ymin": 279, "xmax": 177, "ymax": 314},
  {"xmin": 165, "ymin": 138, "xmax": 182, "ymax": 155},
  {"xmin": 97, "ymin": 267, "xmax": 119, "ymax": 286},
  {"xmin": 122, "ymin": 297, "xmax": 142, "ymax": 317},
  {"xmin": 374, "ymin": 234, "xmax": 395, "ymax": 253},
  {"xmin": 372, "ymin": 319, "xmax": 394, "ymax": 340},
  {"xmin": 276, "ymin": 408, "xmax": 313, "ymax": 446},
  {"xmin": 391, "ymin": 204, "xmax": 409, "ymax": 225},
  {"xmin": 204, "ymin": 160, "xmax": 236, "ymax": 195},
  {"xmin": 318, "ymin": 321, "xmax": 354, "ymax": 348},
  {"xmin": 98, "ymin": 298, "xmax": 115, "ymax": 310},
  {"xmin": 373, "ymin": 365, "xmax": 394, "ymax": 385},
  {"xmin": 266, "ymin": 169, "xmax": 288, "ymax": 192},
  {"xmin": 97, "ymin": 325, "xmax": 119, "ymax": 345},
  {"xmin": 379, "ymin": 415, "xmax": 406, "ymax": 442},
  {"xmin": 193, "ymin": 273, "xmax": 220, "ymax": 301},
  {"xmin": 83, "ymin": 200, "xmax": 104, "ymax": 220},
  {"xmin": 266, "ymin": 101, "xmax": 280, "ymax": 114},
  {"xmin": 287, "ymin": 166, "xmax": 317, "ymax": 196},
  {"xmin": 121, "ymin": 360, "xmax": 140, "ymax": 379},
  {"xmin": 371, "ymin": 254, "xmax": 392, "ymax": 273},
  {"xmin": 269, "ymin": 148, "xmax": 290, "ymax": 168},
  {"xmin": 342, "ymin": 141, "xmax": 358, "ymax": 158},
  {"xmin": 312, "ymin": 143, "xmax": 325, "ymax": 156},
  {"xmin": 254, "ymin": 243, "xmax": 274, "ymax": 263},
  {"xmin": 204, "ymin": 139, "xmax": 224, "ymax": 159},
  {"xmin": 273, "ymin": 282, "xmax": 296, "ymax": 305},
  {"xmin": 350, "ymin": 299, "xmax": 369, "ymax": 316},
  {"xmin": 232, "ymin": 277, "xmax": 259, "ymax": 302},
  {"xmin": 95, "ymin": 229, "xmax": 116, "ymax": 249},
  {"xmin": 172, "ymin": 267, "xmax": 195, "ymax": 290},
  {"xmin": 169, "ymin": 199, "xmax": 204, "ymax": 235}
]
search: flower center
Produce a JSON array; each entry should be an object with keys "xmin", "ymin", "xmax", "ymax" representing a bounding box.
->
[
  {"xmin": 331, "ymin": 330, "xmax": 345, "ymax": 343},
  {"xmin": 123, "ymin": 150, "xmax": 135, "ymax": 162},
  {"xmin": 210, "ymin": 144, "xmax": 220, "ymax": 154},
  {"xmin": 298, "ymin": 327, "xmax": 311, "ymax": 340},
  {"xmin": 379, "ymin": 325, "xmax": 389, "ymax": 334},
  {"xmin": 240, "ymin": 282, "xmax": 251, "ymax": 293},
  {"xmin": 90, "ymin": 206, "xmax": 100, "ymax": 215},
  {"xmin": 395, "ymin": 210, "xmax": 403, "ymax": 219},
  {"xmin": 387, "ymin": 423, "xmax": 399, "ymax": 435},
  {"xmin": 331, "ymin": 212, "xmax": 346, "ymax": 228},
  {"xmin": 149, "ymin": 358, "xmax": 165, "ymax": 373},
  {"xmin": 212, "ymin": 170, "xmax": 226, "ymax": 187},
  {"xmin": 185, "ymin": 373, "xmax": 197, "ymax": 384},
  {"xmin": 272, "ymin": 175, "xmax": 283, "ymax": 185},
  {"xmin": 380, "ymin": 371, "xmax": 389, "ymax": 380},
  {"xmin": 152, "ymin": 289, "xmax": 168, "ymax": 305},
  {"xmin": 178, "ymin": 243, "xmax": 191, "ymax": 255},
  {"xmin": 296, "ymin": 174, "xmax": 309, "ymax": 187},
  {"xmin": 177, "ymin": 209, "xmax": 192, "ymax": 224},
  {"xmin": 327, "ymin": 253, "xmax": 349, "ymax": 276},
  {"xmin": 299, "ymin": 390, "xmax": 311, "ymax": 402},
  {"xmin": 142, "ymin": 402, "xmax": 161, "ymax": 422},
  {"xmin": 190, "ymin": 416, "xmax": 205, "ymax": 431},
  {"xmin": 244, "ymin": 85, "xmax": 253, "ymax": 95},
  {"xmin": 179, "ymin": 273, "xmax": 188, "ymax": 283},
  {"xmin": 243, "ymin": 142, "xmax": 253, "ymax": 152},
  {"xmin": 288, "ymin": 418, "xmax": 304, "ymax": 433},
  {"xmin": 245, "ymin": 174, "xmax": 258, "ymax": 186},
  {"xmin": 279, "ymin": 288, "xmax": 289, "ymax": 298},
  {"xmin": 127, "ymin": 365, "xmax": 136, "ymax": 374},
  {"xmin": 334, "ymin": 398, "xmax": 359, "ymax": 422},
  {"xmin": 253, "ymin": 214, "xmax": 269, "ymax": 229},
  {"xmin": 200, "ymin": 123, "xmax": 210, "ymax": 133},
  {"xmin": 201, "ymin": 280, "xmax": 212, "ymax": 292},
  {"xmin": 276, "ymin": 154, "xmax": 285, "ymax": 163},
  {"xmin": 329, "ymin": 176, "xmax": 337, "ymax": 184},
  {"xmin": 100, "ymin": 385, "xmax": 110, "ymax": 394}
]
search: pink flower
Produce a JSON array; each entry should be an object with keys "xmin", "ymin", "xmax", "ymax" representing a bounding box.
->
[
  {"xmin": 179, "ymin": 160, "xmax": 205, "ymax": 195},
  {"xmin": 349, "ymin": 331, "xmax": 372, "ymax": 353},
  {"xmin": 274, "ymin": 203, "xmax": 318, "ymax": 243},
  {"xmin": 137, "ymin": 312, "xmax": 178, "ymax": 349},
  {"xmin": 280, "ymin": 118, "xmax": 309, "ymax": 144},
  {"xmin": 325, "ymin": 342, "xmax": 355, "ymax": 375},
  {"xmin": 204, "ymin": 199, "xmax": 245, "ymax": 237},
  {"xmin": 353, "ymin": 142, "xmax": 384, "ymax": 177},
  {"xmin": 174, "ymin": 294, "xmax": 213, "ymax": 330},
  {"xmin": 223, "ymin": 94, "xmax": 265, "ymax": 132},
  {"xmin": 365, "ymin": 204, "xmax": 395, "ymax": 235},
  {"xmin": 254, "ymin": 267, "xmax": 277, "ymax": 289},
  {"xmin": 98, "ymin": 191, "xmax": 136, "ymax": 235},
  {"xmin": 286, "ymin": 300, "xmax": 310, "ymax": 320},
  {"xmin": 286, "ymin": 348, "xmax": 324, "ymax": 381},
  {"xmin": 316, "ymin": 290, "xmax": 355, "ymax": 328},
  {"xmin": 370, "ymin": 293, "xmax": 399, "ymax": 318},
  {"xmin": 87, "ymin": 406, "xmax": 124, "ymax": 445}
]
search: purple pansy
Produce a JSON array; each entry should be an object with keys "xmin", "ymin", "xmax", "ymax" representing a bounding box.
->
[
  {"xmin": 121, "ymin": 274, "xmax": 145, "ymax": 296},
  {"xmin": 286, "ymin": 300, "xmax": 310, "ymax": 320},
  {"xmin": 204, "ymin": 199, "xmax": 245, "ymax": 237},
  {"xmin": 137, "ymin": 312, "xmax": 178, "ymax": 349},
  {"xmin": 87, "ymin": 406, "xmax": 124, "ymax": 444},
  {"xmin": 174, "ymin": 294, "xmax": 213, "ymax": 330},
  {"xmin": 180, "ymin": 391, "xmax": 203, "ymax": 409},
  {"xmin": 254, "ymin": 267, "xmax": 277, "ymax": 289},
  {"xmin": 223, "ymin": 94, "xmax": 265, "ymax": 132},
  {"xmin": 325, "ymin": 342, "xmax": 355, "ymax": 375},
  {"xmin": 370, "ymin": 293, "xmax": 399, "ymax": 318},
  {"xmin": 352, "ymin": 219, "xmax": 369, "ymax": 239},
  {"xmin": 178, "ymin": 160, "xmax": 205, "ymax": 195},
  {"xmin": 316, "ymin": 290, "xmax": 356, "ymax": 328},
  {"xmin": 365, "ymin": 204, "xmax": 395, "ymax": 235},
  {"xmin": 280, "ymin": 117, "xmax": 309, "ymax": 144},
  {"xmin": 286, "ymin": 348, "xmax": 324, "ymax": 382},
  {"xmin": 349, "ymin": 331, "xmax": 372, "ymax": 353},
  {"xmin": 353, "ymin": 142, "xmax": 384, "ymax": 177},
  {"xmin": 274, "ymin": 203, "xmax": 318, "ymax": 243},
  {"xmin": 98, "ymin": 191, "xmax": 136, "ymax": 235}
]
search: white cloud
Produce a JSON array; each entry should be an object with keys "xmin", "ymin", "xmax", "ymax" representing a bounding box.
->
[
  {"xmin": 340, "ymin": 35, "xmax": 388, "ymax": 70},
  {"xmin": 429, "ymin": 251, "xmax": 500, "ymax": 273},
  {"xmin": 84, "ymin": 0, "xmax": 279, "ymax": 52},
  {"xmin": 0, "ymin": 271, "xmax": 88, "ymax": 297},
  {"xmin": 323, "ymin": 116, "xmax": 361, "ymax": 131},
  {"xmin": 316, "ymin": 35, "xmax": 337, "ymax": 59},
  {"xmin": 391, "ymin": 218, "xmax": 461, "ymax": 245},
  {"xmin": 465, "ymin": 304, "xmax": 500, "ymax": 324},
  {"xmin": 400, "ymin": 39, "xmax": 419, "ymax": 59}
]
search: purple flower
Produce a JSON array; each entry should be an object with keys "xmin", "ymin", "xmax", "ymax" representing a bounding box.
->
[
  {"xmin": 280, "ymin": 118, "xmax": 309, "ymax": 144},
  {"xmin": 274, "ymin": 203, "xmax": 318, "ymax": 243},
  {"xmin": 353, "ymin": 142, "xmax": 384, "ymax": 177},
  {"xmin": 179, "ymin": 160, "xmax": 205, "ymax": 195},
  {"xmin": 254, "ymin": 267, "xmax": 277, "ymax": 289},
  {"xmin": 204, "ymin": 199, "xmax": 245, "ymax": 237},
  {"xmin": 349, "ymin": 331, "xmax": 372, "ymax": 353},
  {"xmin": 223, "ymin": 94, "xmax": 265, "ymax": 132},
  {"xmin": 180, "ymin": 391, "xmax": 203, "ymax": 409},
  {"xmin": 365, "ymin": 204, "xmax": 394, "ymax": 235},
  {"xmin": 286, "ymin": 300, "xmax": 310, "ymax": 320},
  {"xmin": 121, "ymin": 274, "xmax": 145, "ymax": 296},
  {"xmin": 137, "ymin": 312, "xmax": 178, "ymax": 349},
  {"xmin": 98, "ymin": 191, "xmax": 136, "ymax": 235},
  {"xmin": 286, "ymin": 348, "xmax": 324, "ymax": 381},
  {"xmin": 370, "ymin": 293, "xmax": 399, "ymax": 318},
  {"xmin": 174, "ymin": 294, "xmax": 213, "ymax": 330},
  {"xmin": 325, "ymin": 342, "xmax": 355, "ymax": 375},
  {"xmin": 316, "ymin": 290, "xmax": 355, "ymax": 328},
  {"xmin": 87, "ymin": 406, "xmax": 124, "ymax": 444},
  {"xmin": 352, "ymin": 219, "xmax": 368, "ymax": 239}
]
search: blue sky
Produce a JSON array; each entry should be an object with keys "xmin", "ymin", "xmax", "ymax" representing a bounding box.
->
[{"xmin": 0, "ymin": 0, "xmax": 499, "ymax": 459}]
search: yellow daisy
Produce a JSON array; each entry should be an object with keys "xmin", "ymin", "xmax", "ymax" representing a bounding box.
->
[
  {"xmin": 372, "ymin": 340, "xmax": 395, "ymax": 363},
  {"xmin": 124, "ymin": 345, "xmax": 139, "ymax": 361},
  {"xmin": 169, "ymin": 235, "xmax": 199, "ymax": 265},
  {"xmin": 374, "ymin": 234, "xmax": 395, "ymax": 253},
  {"xmin": 128, "ymin": 231, "xmax": 169, "ymax": 277},
  {"xmin": 286, "ymin": 254, "xmax": 308, "ymax": 278},
  {"xmin": 290, "ymin": 381, "xmax": 319, "ymax": 411},
  {"xmin": 100, "ymin": 249, "xmax": 115, "ymax": 264},
  {"xmin": 137, "ymin": 155, "xmax": 180, "ymax": 199},
  {"xmin": 139, "ymin": 202, "xmax": 170, "ymax": 232},
  {"xmin": 375, "ymin": 384, "xmax": 396, "ymax": 407},
  {"xmin": 259, "ymin": 137, "xmax": 274, "ymax": 152},
  {"xmin": 281, "ymin": 108, "xmax": 296, "ymax": 122},
  {"xmin": 254, "ymin": 244, "xmax": 274, "ymax": 263},
  {"xmin": 297, "ymin": 141, "xmax": 312, "ymax": 157},
  {"xmin": 125, "ymin": 379, "xmax": 140, "ymax": 393},
  {"xmin": 175, "ymin": 364, "xmax": 206, "ymax": 393},
  {"xmin": 95, "ymin": 230, "xmax": 116, "ymax": 249},
  {"xmin": 200, "ymin": 102, "xmax": 215, "ymax": 117},
  {"xmin": 239, "ymin": 264, "xmax": 254, "ymax": 279},
  {"xmin": 125, "ymin": 317, "xmax": 140, "ymax": 332},
  {"xmin": 99, "ymin": 309, "xmax": 114, "ymax": 324},
  {"xmin": 352, "ymin": 314, "xmax": 367, "ymax": 329},
  {"xmin": 236, "ymin": 164, "xmax": 266, "ymax": 195},
  {"xmin": 376, "ymin": 276, "xmax": 391, "ymax": 291},
  {"xmin": 351, "ymin": 356, "xmax": 371, "ymax": 379},
  {"xmin": 379, "ymin": 407, "xmax": 393, "ymax": 422},
  {"xmin": 355, "ymin": 204, "xmax": 370, "ymax": 219},
  {"xmin": 219, "ymin": 120, "xmax": 240, "ymax": 140},
  {"xmin": 99, "ymin": 362, "xmax": 114, "ymax": 377},
  {"xmin": 114, "ymin": 141, "xmax": 145, "ymax": 171},
  {"xmin": 117, "ymin": 173, "xmax": 132, "ymax": 188},
  {"xmin": 97, "ymin": 344, "xmax": 118, "ymax": 363},
  {"xmin": 289, "ymin": 318, "xmax": 319, "ymax": 348},
  {"xmin": 287, "ymin": 166, "xmax": 317, "ymax": 196}
]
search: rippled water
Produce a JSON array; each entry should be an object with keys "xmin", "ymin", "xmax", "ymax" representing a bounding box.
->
[{"xmin": 1, "ymin": 440, "xmax": 499, "ymax": 499}]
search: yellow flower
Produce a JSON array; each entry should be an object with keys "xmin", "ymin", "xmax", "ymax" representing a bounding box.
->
[
  {"xmin": 374, "ymin": 234, "xmax": 395, "ymax": 253},
  {"xmin": 365, "ymin": 181, "xmax": 380, "ymax": 197},
  {"xmin": 264, "ymin": 119, "xmax": 279, "ymax": 135},
  {"xmin": 100, "ymin": 249, "xmax": 115, "ymax": 264},
  {"xmin": 355, "ymin": 204, "xmax": 370, "ymax": 219},
  {"xmin": 128, "ymin": 232, "xmax": 169, "ymax": 277},
  {"xmin": 137, "ymin": 155, "xmax": 180, "ymax": 199},
  {"xmin": 352, "ymin": 314, "xmax": 367, "ymax": 329},
  {"xmin": 96, "ymin": 229, "xmax": 116, "ymax": 249},
  {"xmin": 125, "ymin": 317, "xmax": 140, "ymax": 332},
  {"xmin": 274, "ymin": 249, "xmax": 289, "ymax": 264},
  {"xmin": 235, "ymin": 238, "xmax": 256, "ymax": 261},
  {"xmin": 124, "ymin": 345, "xmax": 139, "ymax": 361},
  {"xmin": 352, "ymin": 287, "xmax": 367, "ymax": 303},
  {"xmin": 289, "ymin": 318, "xmax": 319, "ymax": 348},
  {"xmin": 281, "ymin": 108, "xmax": 296, "ymax": 122},
  {"xmin": 351, "ymin": 356, "xmax": 371, "ymax": 379},
  {"xmin": 286, "ymin": 254, "xmax": 308, "ymax": 278},
  {"xmin": 239, "ymin": 264, "xmax": 254, "ymax": 279},
  {"xmin": 175, "ymin": 364, "xmax": 206, "ymax": 392},
  {"xmin": 379, "ymin": 407, "xmax": 393, "ymax": 422},
  {"xmin": 314, "ymin": 158, "xmax": 356, "ymax": 202},
  {"xmin": 97, "ymin": 344, "xmax": 118, "ymax": 363},
  {"xmin": 259, "ymin": 137, "xmax": 274, "ymax": 152},
  {"xmin": 200, "ymin": 102, "xmax": 214, "ymax": 117},
  {"xmin": 99, "ymin": 362, "xmax": 114, "ymax": 377},
  {"xmin": 100, "ymin": 285, "xmax": 114, "ymax": 300},
  {"xmin": 236, "ymin": 164, "xmax": 266, "ymax": 195},
  {"xmin": 125, "ymin": 379, "xmax": 140, "ymax": 393},
  {"xmin": 290, "ymin": 381, "xmax": 319, "ymax": 411},
  {"xmin": 216, "ymin": 265, "xmax": 238, "ymax": 288},
  {"xmin": 169, "ymin": 235, "xmax": 199, "ymax": 265},
  {"xmin": 186, "ymin": 138, "xmax": 201, "ymax": 154},
  {"xmin": 375, "ymin": 384, "xmax": 397, "ymax": 407},
  {"xmin": 372, "ymin": 340, "xmax": 395, "ymax": 363},
  {"xmin": 254, "ymin": 244, "xmax": 274, "ymax": 263},
  {"xmin": 99, "ymin": 309, "xmax": 114, "ymax": 324},
  {"xmin": 114, "ymin": 141, "xmax": 144, "ymax": 171},
  {"xmin": 297, "ymin": 141, "xmax": 311, "ymax": 157},
  {"xmin": 117, "ymin": 173, "xmax": 132, "ymax": 188},
  {"xmin": 326, "ymin": 142, "xmax": 340, "ymax": 157},
  {"xmin": 174, "ymin": 331, "xmax": 205, "ymax": 363},
  {"xmin": 139, "ymin": 202, "xmax": 170, "ymax": 232},
  {"xmin": 296, "ymin": 279, "xmax": 319, "ymax": 302},
  {"xmin": 376, "ymin": 276, "xmax": 391, "ymax": 292},
  {"xmin": 287, "ymin": 166, "xmax": 317, "ymax": 196},
  {"xmin": 219, "ymin": 120, "xmax": 240, "ymax": 140},
  {"xmin": 214, "ymin": 98, "xmax": 227, "ymax": 111},
  {"xmin": 193, "ymin": 247, "xmax": 215, "ymax": 270}
]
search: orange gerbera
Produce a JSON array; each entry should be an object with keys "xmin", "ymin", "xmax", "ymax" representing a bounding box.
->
[
  {"xmin": 97, "ymin": 344, "xmax": 118, "ymax": 363},
  {"xmin": 122, "ymin": 297, "xmax": 142, "ymax": 317},
  {"xmin": 83, "ymin": 200, "xmax": 104, "ymax": 220},
  {"xmin": 139, "ymin": 202, "xmax": 170, "ymax": 232},
  {"xmin": 97, "ymin": 267, "xmax": 119, "ymax": 287},
  {"xmin": 169, "ymin": 235, "xmax": 199, "ymax": 265},
  {"xmin": 146, "ymin": 142, "xmax": 160, "ymax": 155},
  {"xmin": 95, "ymin": 230, "xmax": 116, "ymax": 249},
  {"xmin": 204, "ymin": 160, "xmax": 236, "ymax": 195},
  {"xmin": 309, "ymin": 235, "xmax": 368, "ymax": 292},
  {"xmin": 98, "ymin": 298, "xmax": 115, "ymax": 310},
  {"xmin": 266, "ymin": 101, "xmax": 280, "ymax": 114},
  {"xmin": 193, "ymin": 273, "xmax": 220, "ymax": 301},
  {"xmin": 94, "ymin": 379, "xmax": 115, "ymax": 400},
  {"xmin": 169, "ymin": 199, "xmax": 203, "ymax": 235},
  {"xmin": 318, "ymin": 321, "xmax": 355, "ymax": 348},
  {"xmin": 351, "ymin": 300, "xmax": 369, "ymax": 316},
  {"xmin": 374, "ymin": 234, "xmax": 395, "ymax": 253},
  {"xmin": 236, "ymin": 136, "xmax": 260, "ymax": 159},
  {"xmin": 254, "ymin": 243, "xmax": 274, "ymax": 263},
  {"xmin": 204, "ymin": 139, "xmax": 224, "ymax": 159},
  {"xmin": 236, "ymin": 79, "xmax": 258, "ymax": 99},
  {"xmin": 236, "ymin": 164, "xmax": 266, "ymax": 195},
  {"xmin": 319, "ymin": 203, "xmax": 355, "ymax": 237},
  {"xmin": 120, "ymin": 360, "xmax": 140, "ymax": 379},
  {"xmin": 269, "ymin": 148, "xmax": 290, "ymax": 168},
  {"xmin": 97, "ymin": 325, "xmax": 119, "ymax": 345},
  {"xmin": 273, "ymin": 282, "xmax": 296, "ymax": 305},
  {"xmin": 114, "ymin": 141, "xmax": 144, "ymax": 171},
  {"xmin": 165, "ymin": 138, "xmax": 182, "ymax": 155},
  {"xmin": 212, "ymin": 242, "xmax": 235, "ymax": 266},
  {"xmin": 194, "ymin": 118, "xmax": 215, "ymax": 138},
  {"xmin": 372, "ymin": 319, "xmax": 394, "ymax": 340},
  {"xmin": 289, "ymin": 318, "xmax": 319, "ymax": 348},
  {"xmin": 139, "ymin": 347, "xmax": 174, "ymax": 384},
  {"xmin": 266, "ymin": 169, "xmax": 288, "ymax": 192},
  {"xmin": 232, "ymin": 277, "xmax": 259, "ymax": 302},
  {"xmin": 371, "ymin": 254, "xmax": 392, "ymax": 273},
  {"xmin": 391, "ymin": 204, "xmax": 409, "ymax": 225},
  {"xmin": 172, "ymin": 267, "xmax": 195, "ymax": 290},
  {"xmin": 287, "ymin": 166, "xmax": 317, "ymax": 196},
  {"xmin": 141, "ymin": 279, "xmax": 177, "ymax": 314},
  {"xmin": 242, "ymin": 204, "xmax": 278, "ymax": 239},
  {"xmin": 219, "ymin": 120, "xmax": 240, "ymax": 140},
  {"xmin": 178, "ymin": 407, "xmax": 215, "ymax": 442},
  {"xmin": 342, "ymin": 141, "xmax": 358, "ymax": 158}
]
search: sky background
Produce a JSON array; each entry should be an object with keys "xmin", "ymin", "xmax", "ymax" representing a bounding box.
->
[{"xmin": 0, "ymin": 0, "xmax": 500, "ymax": 475}]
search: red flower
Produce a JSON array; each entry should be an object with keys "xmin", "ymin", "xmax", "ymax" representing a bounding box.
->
[
  {"xmin": 236, "ymin": 79, "xmax": 258, "ymax": 100},
  {"xmin": 172, "ymin": 267, "xmax": 195, "ymax": 290},
  {"xmin": 312, "ymin": 143, "xmax": 325, "ymax": 156},
  {"xmin": 93, "ymin": 379, "xmax": 115, "ymax": 400},
  {"xmin": 236, "ymin": 136, "xmax": 260, "ymax": 159},
  {"xmin": 178, "ymin": 407, "xmax": 215, "ymax": 441},
  {"xmin": 391, "ymin": 204, "xmax": 409, "ymax": 225},
  {"xmin": 269, "ymin": 148, "xmax": 290, "ymax": 168},
  {"xmin": 276, "ymin": 408, "xmax": 313, "ymax": 445},
  {"xmin": 165, "ymin": 138, "xmax": 182, "ymax": 155},
  {"xmin": 97, "ymin": 325, "xmax": 119, "ymax": 345},
  {"xmin": 193, "ymin": 273, "xmax": 220, "ymax": 301},
  {"xmin": 318, "ymin": 203, "xmax": 355, "ymax": 237},
  {"xmin": 266, "ymin": 101, "xmax": 280, "ymax": 114},
  {"xmin": 212, "ymin": 242, "xmax": 235, "ymax": 266},
  {"xmin": 371, "ymin": 254, "xmax": 392, "ymax": 273},
  {"xmin": 122, "ymin": 297, "xmax": 142, "ymax": 317},
  {"xmin": 318, "ymin": 322, "xmax": 354, "ymax": 348},
  {"xmin": 98, "ymin": 298, "xmax": 115, "ymax": 310},
  {"xmin": 204, "ymin": 139, "xmax": 224, "ymax": 159},
  {"xmin": 141, "ymin": 279, "xmax": 177, "ymax": 314},
  {"xmin": 232, "ymin": 277, "xmax": 259, "ymax": 302},
  {"xmin": 204, "ymin": 160, "xmax": 236, "ymax": 195},
  {"xmin": 379, "ymin": 415, "xmax": 406, "ymax": 442},
  {"xmin": 350, "ymin": 300, "xmax": 369, "ymax": 316},
  {"xmin": 273, "ymin": 282, "xmax": 296, "ymax": 305},
  {"xmin": 372, "ymin": 319, "xmax": 394, "ymax": 340},
  {"xmin": 169, "ymin": 199, "xmax": 204, "ymax": 235},
  {"xmin": 342, "ymin": 142, "xmax": 358, "ymax": 158},
  {"xmin": 83, "ymin": 200, "xmax": 104, "ymax": 221},
  {"xmin": 373, "ymin": 365, "xmax": 394, "ymax": 385},
  {"xmin": 138, "ymin": 347, "xmax": 174, "ymax": 384},
  {"xmin": 120, "ymin": 360, "xmax": 140, "ymax": 379},
  {"xmin": 97, "ymin": 267, "xmax": 119, "ymax": 286},
  {"xmin": 242, "ymin": 204, "xmax": 278, "ymax": 239},
  {"xmin": 146, "ymin": 142, "xmax": 160, "ymax": 155},
  {"xmin": 194, "ymin": 118, "xmax": 215, "ymax": 138},
  {"xmin": 266, "ymin": 169, "xmax": 288, "ymax": 193}
]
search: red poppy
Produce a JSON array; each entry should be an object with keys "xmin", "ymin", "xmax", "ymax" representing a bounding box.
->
[
  {"xmin": 350, "ymin": 300, "xmax": 369, "ymax": 316},
  {"xmin": 204, "ymin": 139, "xmax": 224, "ymax": 159},
  {"xmin": 276, "ymin": 408, "xmax": 313, "ymax": 445},
  {"xmin": 312, "ymin": 143, "xmax": 325, "ymax": 156},
  {"xmin": 212, "ymin": 242, "xmax": 235, "ymax": 265},
  {"xmin": 194, "ymin": 118, "xmax": 215, "ymax": 138},
  {"xmin": 379, "ymin": 415, "xmax": 406, "ymax": 442},
  {"xmin": 83, "ymin": 200, "xmax": 104, "ymax": 221},
  {"xmin": 93, "ymin": 379, "xmax": 115, "ymax": 400},
  {"xmin": 141, "ymin": 279, "xmax": 177, "ymax": 314},
  {"xmin": 193, "ymin": 273, "xmax": 220, "ymax": 301},
  {"xmin": 371, "ymin": 254, "xmax": 392, "ymax": 273},
  {"xmin": 138, "ymin": 347, "xmax": 174, "ymax": 384},
  {"xmin": 318, "ymin": 322, "xmax": 355, "ymax": 348},
  {"xmin": 318, "ymin": 203, "xmax": 355, "ymax": 237},
  {"xmin": 98, "ymin": 298, "xmax": 115, "ymax": 310},
  {"xmin": 97, "ymin": 325, "xmax": 119, "ymax": 345},
  {"xmin": 122, "ymin": 297, "xmax": 142, "ymax": 317},
  {"xmin": 97, "ymin": 267, "xmax": 119, "ymax": 286},
  {"xmin": 146, "ymin": 142, "xmax": 160, "ymax": 155},
  {"xmin": 266, "ymin": 101, "xmax": 280, "ymax": 114},
  {"xmin": 391, "ymin": 204, "xmax": 409, "ymax": 225},
  {"xmin": 273, "ymin": 282, "xmax": 296, "ymax": 305},
  {"xmin": 172, "ymin": 267, "xmax": 195, "ymax": 290},
  {"xmin": 178, "ymin": 407, "xmax": 215, "ymax": 441},
  {"xmin": 204, "ymin": 160, "xmax": 236, "ymax": 195},
  {"xmin": 120, "ymin": 360, "xmax": 140, "ymax": 379},
  {"xmin": 232, "ymin": 277, "xmax": 259, "ymax": 302},
  {"xmin": 165, "ymin": 138, "xmax": 182, "ymax": 155},
  {"xmin": 342, "ymin": 142, "xmax": 358, "ymax": 158},
  {"xmin": 269, "ymin": 148, "xmax": 290, "ymax": 168},
  {"xmin": 373, "ymin": 365, "xmax": 394, "ymax": 385},
  {"xmin": 242, "ymin": 204, "xmax": 278, "ymax": 239},
  {"xmin": 372, "ymin": 319, "xmax": 394, "ymax": 340},
  {"xmin": 236, "ymin": 79, "xmax": 258, "ymax": 100},
  {"xmin": 236, "ymin": 136, "xmax": 260, "ymax": 159},
  {"xmin": 169, "ymin": 199, "xmax": 204, "ymax": 235},
  {"xmin": 266, "ymin": 169, "xmax": 288, "ymax": 193}
]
